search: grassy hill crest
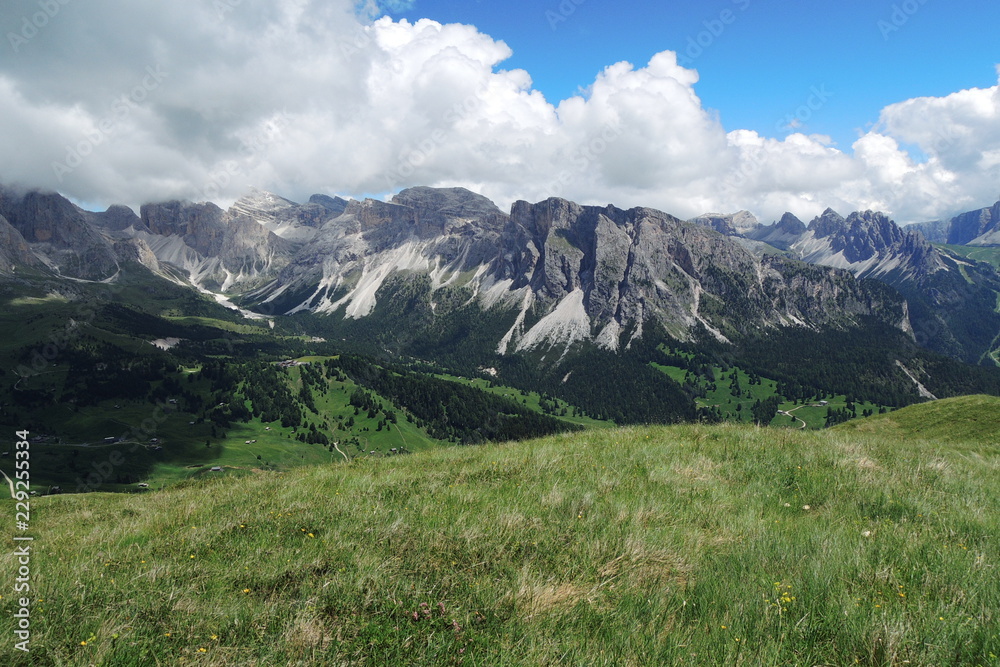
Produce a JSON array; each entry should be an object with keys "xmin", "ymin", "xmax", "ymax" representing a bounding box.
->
[
  {"xmin": 835, "ymin": 394, "xmax": 1000, "ymax": 443},
  {"xmin": 3, "ymin": 403, "xmax": 998, "ymax": 665}
]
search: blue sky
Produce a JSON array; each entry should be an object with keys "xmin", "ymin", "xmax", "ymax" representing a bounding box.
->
[{"xmin": 392, "ymin": 0, "xmax": 1000, "ymax": 153}]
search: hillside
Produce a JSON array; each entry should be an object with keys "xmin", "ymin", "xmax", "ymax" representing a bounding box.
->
[
  {"xmin": 835, "ymin": 394, "xmax": 1000, "ymax": 443},
  {"xmin": 6, "ymin": 184, "xmax": 1000, "ymax": 435},
  {"xmin": 0, "ymin": 271, "xmax": 589, "ymax": 491},
  {"xmin": 3, "ymin": 405, "xmax": 997, "ymax": 665}
]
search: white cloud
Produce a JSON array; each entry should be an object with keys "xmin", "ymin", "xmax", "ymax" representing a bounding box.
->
[{"xmin": 0, "ymin": 0, "xmax": 998, "ymax": 225}]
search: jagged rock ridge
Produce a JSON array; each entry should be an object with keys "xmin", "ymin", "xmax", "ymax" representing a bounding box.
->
[
  {"xmin": 714, "ymin": 203, "xmax": 1000, "ymax": 363},
  {"xmin": 252, "ymin": 188, "xmax": 907, "ymax": 355},
  {"xmin": 9, "ymin": 182, "xmax": 1000, "ymax": 363},
  {"xmin": 909, "ymin": 201, "xmax": 1000, "ymax": 246}
]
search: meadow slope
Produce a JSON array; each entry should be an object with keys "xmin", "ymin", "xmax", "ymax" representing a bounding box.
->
[{"xmin": 1, "ymin": 397, "xmax": 998, "ymax": 665}]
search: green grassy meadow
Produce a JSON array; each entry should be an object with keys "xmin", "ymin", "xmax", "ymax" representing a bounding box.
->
[
  {"xmin": 1, "ymin": 396, "xmax": 997, "ymax": 665},
  {"xmin": 434, "ymin": 374, "xmax": 612, "ymax": 430},
  {"xmin": 938, "ymin": 244, "xmax": 1000, "ymax": 271},
  {"xmin": 653, "ymin": 361, "xmax": 883, "ymax": 428}
]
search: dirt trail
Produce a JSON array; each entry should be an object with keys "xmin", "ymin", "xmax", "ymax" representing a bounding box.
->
[
  {"xmin": 332, "ymin": 441, "xmax": 349, "ymax": 462},
  {"xmin": 778, "ymin": 406, "xmax": 808, "ymax": 430}
]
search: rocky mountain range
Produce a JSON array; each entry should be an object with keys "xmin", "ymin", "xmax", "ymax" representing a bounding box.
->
[
  {"xmin": 248, "ymin": 187, "xmax": 911, "ymax": 357},
  {"xmin": 910, "ymin": 201, "xmax": 1000, "ymax": 246},
  {"xmin": 745, "ymin": 208, "xmax": 947, "ymax": 282},
  {"xmin": 698, "ymin": 204, "xmax": 1000, "ymax": 362},
  {"xmin": 2, "ymin": 182, "xmax": 999, "ymax": 366},
  {"xmin": 0, "ymin": 187, "xmax": 122, "ymax": 281}
]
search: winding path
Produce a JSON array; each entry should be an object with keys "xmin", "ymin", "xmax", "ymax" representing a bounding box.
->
[
  {"xmin": 332, "ymin": 441, "xmax": 349, "ymax": 462},
  {"xmin": 778, "ymin": 406, "xmax": 808, "ymax": 430}
]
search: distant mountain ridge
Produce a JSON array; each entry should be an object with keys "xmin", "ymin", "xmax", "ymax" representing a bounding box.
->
[
  {"xmin": 705, "ymin": 202, "xmax": 1000, "ymax": 362},
  {"xmin": 3, "ymin": 182, "xmax": 1000, "ymax": 366},
  {"xmin": 250, "ymin": 188, "xmax": 909, "ymax": 357},
  {"xmin": 688, "ymin": 210, "xmax": 759, "ymax": 236},
  {"xmin": 910, "ymin": 201, "xmax": 1000, "ymax": 246}
]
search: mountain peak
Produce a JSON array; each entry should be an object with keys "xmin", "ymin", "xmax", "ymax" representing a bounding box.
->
[
  {"xmin": 776, "ymin": 212, "xmax": 806, "ymax": 233},
  {"xmin": 391, "ymin": 186, "xmax": 504, "ymax": 218},
  {"xmin": 232, "ymin": 188, "xmax": 299, "ymax": 212},
  {"xmin": 744, "ymin": 212, "xmax": 804, "ymax": 250},
  {"xmin": 308, "ymin": 194, "xmax": 349, "ymax": 215}
]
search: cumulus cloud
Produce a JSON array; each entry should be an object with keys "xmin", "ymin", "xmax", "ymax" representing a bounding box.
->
[{"xmin": 0, "ymin": 0, "xmax": 998, "ymax": 224}]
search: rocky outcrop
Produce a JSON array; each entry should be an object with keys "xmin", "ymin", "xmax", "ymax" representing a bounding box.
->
[
  {"xmin": 228, "ymin": 189, "xmax": 338, "ymax": 244},
  {"xmin": 815, "ymin": 210, "xmax": 909, "ymax": 265},
  {"xmin": 309, "ymin": 194, "xmax": 350, "ymax": 215},
  {"xmin": 747, "ymin": 212, "xmax": 806, "ymax": 250},
  {"xmin": 910, "ymin": 201, "xmax": 1000, "ymax": 247},
  {"xmin": 113, "ymin": 238, "xmax": 161, "ymax": 273},
  {"xmin": 90, "ymin": 204, "xmax": 143, "ymax": 232},
  {"xmin": 908, "ymin": 218, "xmax": 949, "ymax": 244},
  {"xmin": 765, "ymin": 208, "xmax": 948, "ymax": 282},
  {"xmin": 258, "ymin": 188, "xmax": 506, "ymax": 317},
  {"xmin": 0, "ymin": 213, "xmax": 43, "ymax": 275},
  {"xmin": 493, "ymin": 200, "xmax": 901, "ymax": 349},
  {"xmin": 947, "ymin": 201, "xmax": 1000, "ymax": 246},
  {"xmin": 140, "ymin": 200, "xmax": 231, "ymax": 258},
  {"xmin": 0, "ymin": 187, "xmax": 119, "ymax": 280},
  {"xmin": 137, "ymin": 199, "xmax": 295, "ymax": 292}
]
